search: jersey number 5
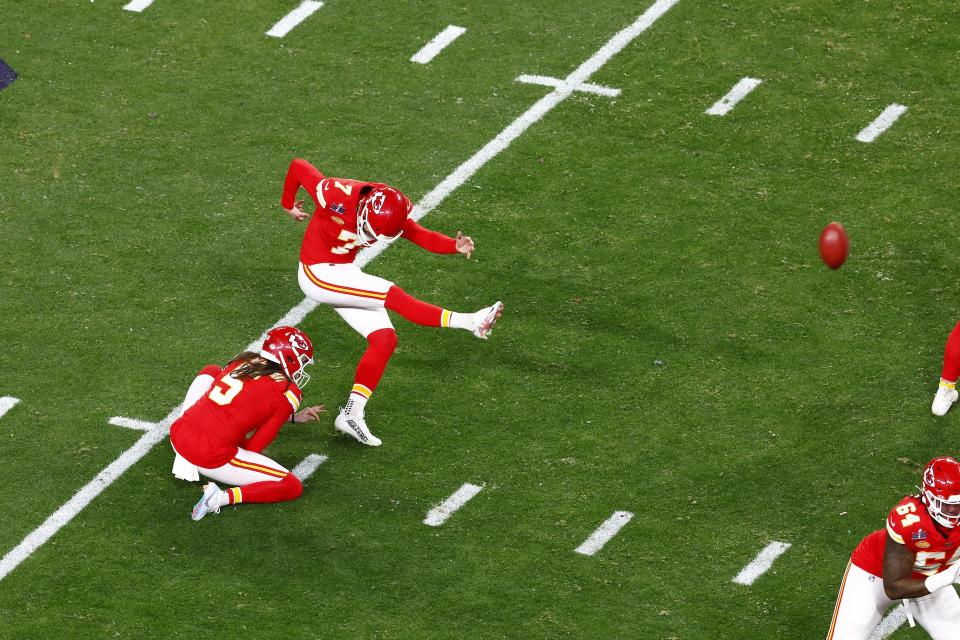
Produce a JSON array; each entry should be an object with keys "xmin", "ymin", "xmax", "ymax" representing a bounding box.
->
[{"xmin": 209, "ymin": 376, "xmax": 243, "ymax": 405}]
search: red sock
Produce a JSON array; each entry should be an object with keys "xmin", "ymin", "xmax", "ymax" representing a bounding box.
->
[
  {"xmin": 385, "ymin": 286, "xmax": 448, "ymax": 327},
  {"xmin": 230, "ymin": 474, "xmax": 302, "ymax": 505},
  {"xmin": 942, "ymin": 321, "xmax": 960, "ymax": 382},
  {"xmin": 353, "ymin": 328, "xmax": 398, "ymax": 394}
]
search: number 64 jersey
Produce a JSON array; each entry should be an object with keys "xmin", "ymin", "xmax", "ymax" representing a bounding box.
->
[{"xmin": 851, "ymin": 494, "xmax": 960, "ymax": 578}]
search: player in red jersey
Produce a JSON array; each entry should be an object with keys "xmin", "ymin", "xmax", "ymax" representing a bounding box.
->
[
  {"xmin": 932, "ymin": 321, "xmax": 960, "ymax": 415},
  {"xmin": 169, "ymin": 326, "xmax": 325, "ymax": 521},
  {"xmin": 279, "ymin": 158, "xmax": 503, "ymax": 447},
  {"xmin": 827, "ymin": 457, "xmax": 960, "ymax": 639}
]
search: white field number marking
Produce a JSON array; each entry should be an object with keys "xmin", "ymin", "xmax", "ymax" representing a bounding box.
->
[
  {"xmin": 411, "ymin": 26, "xmax": 467, "ymax": 64},
  {"xmin": 732, "ymin": 541, "xmax": 792, "ymax": 585},
  {"xmin": 123, "ymin": 0, "xmax": 155, "ymax": 12},
  {"xmin": 856, "ymin": 103, "xmax": 908, "ymax": 143},
  {"xmin": 0, "ymin": 397, "xmax": 20, "ymax": 420},
  {"xmin": 267, "ymin": 1, "xmax": 324, "ymax": 38},
  {"xmin": 1, "ymin": 0, "xmax": 680, "ymax": 583},
  {"xmin": 575, "ymin": 510, "xmax": 634, "ymax": 556},
  {"xmin": 705, "ymin": 77, "xmax": 762, "ymax": 116},
  {"xmin": 423, "ymin": 483, "xmax": 484, "ymax": 526},
  {"xmin": 291, "ymin": 454, "xmax": 328, "ymax": 481}
]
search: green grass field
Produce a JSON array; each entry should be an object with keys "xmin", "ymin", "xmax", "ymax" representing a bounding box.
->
[{"xmin": 2, "ymin": 1, "xmax": 960, "ymax": 638}]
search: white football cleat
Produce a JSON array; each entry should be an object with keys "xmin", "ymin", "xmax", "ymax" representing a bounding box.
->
[
  {"xmin": 472, "ymin": 301, "xmax": 504, "ymax": 339},
  {"xmin": 932, "ymin": 385, "xmax": 959, "ymax": 417},
  {"xmin": 335, "ymin": 410, "xmax": 382, "ymax": 447},
  {"xmin": 191, "ymin": 482, "xmax": 222, "ymax": 521}
]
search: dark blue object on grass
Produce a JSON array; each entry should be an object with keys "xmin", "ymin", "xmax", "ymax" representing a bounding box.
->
[{"xmin": 0, "ymin": 59, "xmax": 17, "ymax": 89}]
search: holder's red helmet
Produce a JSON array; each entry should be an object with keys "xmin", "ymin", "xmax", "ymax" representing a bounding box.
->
[
  {"xmin": 921, "ymin": 456, "xmax": 960, "ymax": 528},
  {"xmin": 356, "ymin": 186, "xmax": 412, "ymax": 246},
  {"xmin": 259, "ymin": 326, "xmax": 314, "ymax": 388}
]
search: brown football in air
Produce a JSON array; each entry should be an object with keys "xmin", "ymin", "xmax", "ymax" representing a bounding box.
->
[{"xmin": 819, "ymin": 222, "xmax": 848, "ymax": 270}]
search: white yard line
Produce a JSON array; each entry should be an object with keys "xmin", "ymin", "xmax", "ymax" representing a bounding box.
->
[
  {"xmin": 0, "ymin": 397, "xmax": 20, "ymax": 420},
  {"xmin": 423, "ymin": 483, "xmax": 484, "ymax": 526},
  {"xmin": 266, "ymin": 1, "xmax": 324, "ymax": 38},
  {"xmin": 515, "ymin": 74, "xmax": 621, "ymax": 97},
  {"xmin": 0, "ymin": 410, "xmax": 179, "ymax": 581},
  {"xmin": 732, "ymin": 541, "xmax": 791, "ymax": 585},
  {"xmin": 249, "ymin": 0, "xmax": 679, "ymax": 347},
  {"xmin": 705, "ymin": 77, "xmax": 762, "ymax": 116},
  {"xmin": 869, "ymin": 605, "xmax": 907, "ymax": 639},
  {"xmin": 291, "ymin": 453, "xmax": 328, "ymax": 480},
  {"xmin": 123, "ymin": 0, "xmax": 155, "ymax": 12},
  {"xmin": 1, "ymin": 0, "xmax": 679, "ymax": 582},
  {"xmin": 411, "ymin": 25, "xmax": 467, "ymax": 64},
  {"xmin": 574, "ymin": 510, "xmax": 634, "ymax": 556},
  {"xmin": 108, "ymin": 416, "xmax": 156, "ymax": 432},
  {"xmin": 856, "ymin": 103, "xmax": 908, "ymax": 143}
]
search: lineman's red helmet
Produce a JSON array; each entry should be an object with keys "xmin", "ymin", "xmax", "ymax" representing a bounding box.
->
[
  {"xmin": 356, "ymin": 185, "xmax": 412, "ymax": 246},
  {"xmin": 260, "ymin": 326, "xmax": 314, "ymax": 388},
  {"xmin": 921, "ymin": 456, "xmax": 960, "ymax": 528}
]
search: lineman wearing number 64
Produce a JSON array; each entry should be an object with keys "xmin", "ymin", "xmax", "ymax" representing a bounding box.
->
[{"xmin": 827, "ymin": 457, "xmax": 960, "ymax": 639}]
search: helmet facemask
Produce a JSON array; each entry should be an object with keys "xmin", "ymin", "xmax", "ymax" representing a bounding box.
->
[
  {"xmin": 921, "ymin": 457, "xmax": 960, "ymax": 529},
  {"xmin": 924, "ymin": 489, "xmax": 960, "ymax": 528},
  {"xmin": 356, "ymin": 190, "xmax": 405, "ymax": 247}
]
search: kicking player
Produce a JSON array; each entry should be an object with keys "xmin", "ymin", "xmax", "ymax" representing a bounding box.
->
[
  {"xmin": 279, "ymin": 157, "xmax": 503, "ymax": 447},
  {"xmin": 932, "ymin": 321, "xmax": 960, "ymax": 416}
]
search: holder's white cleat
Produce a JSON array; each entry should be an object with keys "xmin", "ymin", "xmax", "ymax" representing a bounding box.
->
[{"xmin": 191, "ymin": 482, "xmax": 222, "ymax": 521}]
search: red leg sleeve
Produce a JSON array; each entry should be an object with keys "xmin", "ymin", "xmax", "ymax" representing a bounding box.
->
[
  {"xmin": 234, "ymin": 473, "xmax": 302, "ymax": 504},
  {"xmin": 942, "ymin": 321, "xmax": 960, "ymax": 382},
  {"xmin": 384, "ymin": 285, "xmax": 445, "ymax": 327},
  {"xmin": 354, "ymin": 328, "xmax": 398, "ymax": 393}
]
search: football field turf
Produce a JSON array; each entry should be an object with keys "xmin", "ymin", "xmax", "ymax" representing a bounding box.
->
[{"xmin": 2, "ymin": 1, "xmax": 959, "ymax": 638}]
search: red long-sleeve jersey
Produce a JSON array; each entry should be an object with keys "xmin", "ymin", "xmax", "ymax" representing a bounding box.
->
[
  {"xmin": 280, "ymin": 158, "xmax": 457, "ymax": 264},
  {"xmin": 169, "ymin": 361, "xmax": 302, "ymax": 468}
]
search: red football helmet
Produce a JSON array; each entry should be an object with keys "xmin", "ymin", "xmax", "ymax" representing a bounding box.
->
[
  {"xmin": 259, "ymin": 326, "xmax": 314, "ymax": 388},
  {"xmin": 921, "ymin": 456, "xmax": 960, "ymax": 528},
  {"xmin": 356, "ymin": 185, "xmax": 412, "ymax": 246}
]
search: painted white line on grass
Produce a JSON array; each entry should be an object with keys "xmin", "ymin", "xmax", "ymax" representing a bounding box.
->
[
  {"xmin": 705, "ymin": 77, "xmax": 762, "ymax": 116},
  {"xmin": 732, "ymin": 541, "xmax": 791, "ymax": 585},
  {"xmin": 123, "ymin": 0, "xmax": 155, "ymax": 12},
  {"xmin": 856, "ymin": 103, "xmax": 908, "ymax": 143},
  {"xmin": 869, "ymin": 605, "xmax": 907, "ymax": 639},
  {"xmin": 424, "ymin": 483, "xmax": 484, "ymax": 526},
  {"xmin": 248, "ymin": 0, "xmax": 679, "ymax": 348},
  {"xmin": 516, "ymin": 74, "xmax": 621, "ymax": 97},
  {"xmin": 266, "ymin": 1, "xmax": 324, "ymax": 38},
  {"xmin": 108, "ymin": 416, "xmax": 157, "ymax": 432},
  {"xmin": 0, "ymin": 408, "xmax": 180, "ymax": 582},
  {"xmin": 411, "ymin": 25, "xmax": 466, "ymax": 64},
  {"xmin": 575, "ymin": 510, "xmax": 634, "ymax": 556},
  {"xmin": 0, "ymin": 397, "xmax": 20, "ymax": 420},
  {"xmin": 1, "ymin": 0, "xmax": 678, "ymax": 582},
  {"xmin": 291, "ymin": 453, "xmax": 328, "ymax": 481}
]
